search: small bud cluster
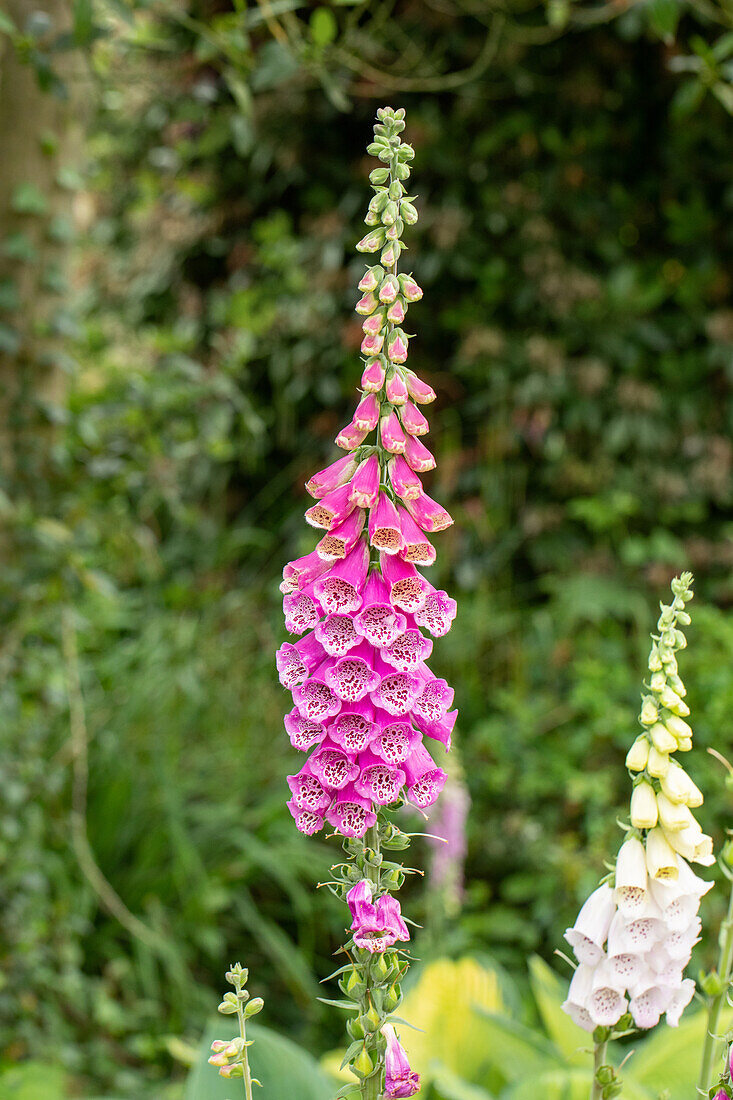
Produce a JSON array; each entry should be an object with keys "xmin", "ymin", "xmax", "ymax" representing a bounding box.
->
[
  {"xmin": 209, "ymin": 963, "xmax": 263, "ymax": 1090},
  {"xmin": 563, "ymin": 574, "xmax": 713, "ymax": 1038}
]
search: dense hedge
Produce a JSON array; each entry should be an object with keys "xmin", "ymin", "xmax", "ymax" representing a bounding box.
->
[{"xmin": 1, "ymin": 3, "xmax": 732, "ymax": 1094}]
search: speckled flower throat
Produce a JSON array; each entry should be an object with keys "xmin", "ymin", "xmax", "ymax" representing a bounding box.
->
[{"xmin": 277, "ymin": 107, "xmax": 455, "ymax": 1098}]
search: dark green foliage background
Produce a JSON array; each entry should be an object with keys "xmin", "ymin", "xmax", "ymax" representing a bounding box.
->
[{"xmin": 1, "ymin": 3, "xmax": 732, "ymax": 1094}]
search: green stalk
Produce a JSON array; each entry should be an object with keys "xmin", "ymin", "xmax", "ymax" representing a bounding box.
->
[
  {"xmin": 591, "ymin": 1038, "xmax": 609, "ymax": 1100},
  {"xmin": 362, "ymin": 824, "xmax": 383, "ymax": 1100},
  {"xmin": 699, "ymin": 881, "xmax": 733, "ymax": 1093},
  {"xmin": 233, "ymin": 971, "xmax": 254, "ymax": 1100}
]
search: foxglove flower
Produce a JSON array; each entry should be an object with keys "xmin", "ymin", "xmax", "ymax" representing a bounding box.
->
[
  {"xmin": 277, "ymin": 105, "xmax": 453, "ymax": 1096},
  {"xmin": 562, "ymin": 575, "xmax": 710, "ymax": 1035},
  {"xmin": 382, "ymin": 1024, "xmax": 420, "ymax": 1097}
]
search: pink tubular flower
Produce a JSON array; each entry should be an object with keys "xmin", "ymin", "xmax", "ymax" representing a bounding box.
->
[
  {"xmin": 325, "ymin": 646, "xmax": 381, "ymax": 703},
  {"xmin": 414, "ymin": 588, "xmax": 457, "ymax": 637},
  {"xmin": 400, "ymin": 400, "xmax": 429, "ymax": 437},
  {"xmin": 305, "ymin": 483, "xmax": 358, "ymax": 531},
  {"xmin": 275, "ymin": 634, "xmax": 325, "ymax": 688},
  {"xmin": 281, "ymin": 550, "xmax": 332, "ymax": 594},
  {"xmin": 354, "ymin": 393, "xmax": 380, "ymax": 431},
  {"xmin": 347, "ymin": 882, "xmax": 410, "ymax": 952},
  {"xmin": 355, "ymin": 750, "xmax": 406, "ymax": 805},
  {"xmin": 361, "ymin": 357, "xmax": 386, "ymax": 392},
  {"xmin": 325, "ymin": 784, "xmax": 377, "ymax": 837},
  {"xmin": 383, "ymin": 1024, "xmax": 420, "ymax": 1097},
  {"xmin": 381, "ymin": 553, "xmax": 431, "ymax": 613},
  {"xmin": 313, "ymin": 540, "xmax": 370, "ymax": 615},
  {"xmin": 388, "ymin": 455, "xmax": 422, "ymax": 501},
  {"xmin": 314, "ymin": 613, "xmax": 361, "ymax": 657},
  {"xmin": 405, "ymin": 370, "xmax": 436, "ymax": 404},
  {"xmin": 292, "ymin": 665, "xmax": 342, "ymax": 723},
  {"xmin": 284, "ymin": 708, "xmax": 328, "ymax": 752},
  {"xmin": 361, "ymin": 331, "xmax": 385, "ymax": 357},
  {"xmin": 414, "ymin": 708, "xmax": 458, "ymax": 751},
  {"xmin": 369, "ymin": 493, "xmax": 403, "ymax": 555},
  {"xmin": 316, "ymin": 508, "xmax": 366, "ymax": 561},
  {"xmin": 287, "ymin": 758, "xmax": 332, "ymax": 813},
  {"xmin": 306, "ymin": 454, "xmax": 359, "ymax": 499},
  {"xmin": 353, "ymin": 570, "xmax": 408, "ymax": 648},
  {"xmin": 378, "ymin": 275, "xmax": 399, "ymax": 303},
  {"xmin": 403, "ymin": 433, "xmax": 436, "ymax": 472},
  {"xmin": 380, "ymin": 410, "xmax": 407, "ymax": 454},
  {"xmin": 385, "ymin": 369, "xmax": 408, "ymax": 406},
  {"xmin": 387, "ymin": 299, "xmax": 406, "ymax": 325},
  {"xmin": 382, "ymin": 628, "xmax": 433, "ymax": 672},
  {"xmin": 399, "ymin": 274, "xmax": 423, "ymax": 302},
  {"xmin": 413, "ymin": 671, "xmax": 455, "ymax": 724},
  {"xmin": 371, "ymin": 667, "xmax": 422, "ymax": 717},
  {"xmin": 349, "ymin": 455, "xmax": 380, "ymax": 508},
  {"xmin": 329, "ymin": 701, "xmax": 379, "ymax": 755},
  {"xmin": 283, "ymin": 587, "xmax": 322, "ymax": 635},
  {"xmin": 403, "ymin": 490, "xmax": 453, "ymax": 534},
  {"xmin": 404, "ymin": 743, "xmax": 447, "ymax": 809},
  {"xmin": 335, "ymin": 419, "xmax": 369, "ymax": 451},
  {"xmin": 371, "ymin": 719, "xmax": 421, "ymax": 765},
  {"xmin": 398, "ymin": 507, "xmax": 436, "ymax": 566},
  {"xmin": 356, "ymin": 291, "xmax": 379, "ymax": 315},
  {"xmin": 310, "ymin": 740, "xmax": 361, "ymax": 790},
  {"xmin": 387, "ymin": 330, "xmax": 409, "ymax": 364},
  {"xmin": 358, "ymin": 266, "xmax": 383, "ymax": 293},
  {"xmin": 287, "ymin": 799, "xmax": 324, "ymax": 836}
]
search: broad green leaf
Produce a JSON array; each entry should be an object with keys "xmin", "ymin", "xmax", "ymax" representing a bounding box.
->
[
  {"xmin": 471, "ymin": 1010, "xmax": 567, "ymax": 1082},
  {"xmin": 400, "ymin": 957, "xmax": 511, "ymax": 1084},
  {"xmin": 627, "ymin": 1008, "xmax": 733, "ymax": 1100},
  {"xmin": 185, "ymin": 1019, "xmax": 333, "ymax": 1100},
  {"xmin": 527, "ymin": 956, "xmax": 588, "ymax": 1065},
  {"xmin": 432, "ymin": 1065, "xmax": 496, "ymax": 1100}
]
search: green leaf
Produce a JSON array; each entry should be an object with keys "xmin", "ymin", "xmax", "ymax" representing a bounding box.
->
[
  {"xmin": 527, "ymin": 956, "xmax": 587, "ymax": 1065},
  {"xmin": 627, "ymin": 1008, "xmax": 733, "ymax": 1100},
  {"xmin": 470, "ymin": 1011, "xmax": 567, "ymax": 1083},
  {"xmin": 185, "ymin": 1020, "xmax": 333, "ymax": 1100},
  {"xmin": 0, "ymin": 7, "xmax": 16, "ymax": 34},
  {"xmin": 310, "ymin": 7, "xmax": 337, "ymax": 46}
]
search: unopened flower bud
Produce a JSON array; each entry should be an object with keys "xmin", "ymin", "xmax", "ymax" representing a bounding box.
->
[
  {"xmin": 649, "ymin": 722, "xmax": 677, "ymax": 754},
  {"xmin": 359, "ymin": 265, "xmax": 384, "ymax": 292},
  {"xmin": 361, "ymin": 357, "xmax": 386, "ymax": 392},
  {"xmin": 362, "ymin": 1002, "xmax": 381, "ymax": 1031},
  {"xmin": 630, "ymin": 781, "xmax": 658, "ymax": 829},
  {"xmin": 353, "ymin": 1046, "xmax": 374, "ymax": 1077},
  {"xmin": 244, "ymin": 997, "xmax": 264, "ymax": 1017},
  {"xmin": 356, "ymin": 291, "xmax": 379, "ymax": 316},
  {"xmin": 387, "ymin": 299, "xmax": 406, "ymax": 324},
  {"xmin": 385, "ymin": 369, "xmax": 408, "ymax": 405},
  {"xmin": 625, "ymin": 736, "xmax": 649, "ymax": 772},
  {"xmin": 399, "ymin": 274, "xmax": 423, "ymax": 301},
  {"xmin": 357, "ymin": 229, "xmax": 386, "ymax": 253},
  {"xmin": 401, "ymin": 200, "xmax": 418, "ymax": 224},
  {"xmin": 665, "ymin": 715, "xmax": 692, "ymax": 741},
  {"xmin": 219, "ymin": 1063, "xmax": 244, "ymax": 1079},
  {"xmin": 639, "ymin": 697, "xmax": 658, "ymax": 725},
  {"xmin": 381, "ymin": 241, "xmax": 400, "ymax": 266},
  {"xmin": 379, "ymin": 275, "xmax": 399, "ymax": 303}
]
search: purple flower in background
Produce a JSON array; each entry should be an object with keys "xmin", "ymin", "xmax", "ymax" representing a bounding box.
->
[{"xmin": 428, "ymin": 768, "xmax": 471, "ymax": 914}]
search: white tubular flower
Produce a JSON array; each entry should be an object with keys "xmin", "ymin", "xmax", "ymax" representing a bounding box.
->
[
  {"xmin": 645, "ymin": 827, "xmax": 679, "ymax": 882},
  {"xmin": 606, "ymin": 950, "xmax": 647, "ymax": 988},
  {"xmin": 647, "ymin": 745, "xmax": 670, "ymax": 778},
  {"xmin": 648, "ymin": 722, "xmax": 678, "ymax": 755},
  {"xmin": 614, "ymin": 837, "xmax": 649, "ymax": 919},
  {"xmin": 630, "ymin": 782, "xmax": 658, "ymax": 830},
  {"xmin": 660, "ymin": 761, "xmax": 703, "ymax": 807},
  {"xmin": 564, "ymin": 883, "xmax": 616, "ymax": 965},
  {"xmin": 663, "ymin": 820, "xmax": 715, "ymax": 866},
  {"xmin": 665, "ymin": 978, "xmax": 696, "ymax": 1027},
  {"xmin": 629, "ymin": 985, "xmax": 670, "ymax": 1029},
  {"xmin": 607, "ymin": 910, "xmax": 662, "ymax": 957},
  {"xmin": 663, "ymin": 916, "xmax": 701, "ymax": 961},
  {"xmin": 588, "ymin": 980, "xmax": 628, "ymax": 1028},
  {"xmin": 561, "ymin": 964, "xmax": 595, "ymax": 1033},
  {"xmin": 626, "ymin": 736, "xmax": 649, "ymax": 772},
  {"xmin": 656, "ymin": 792, "xmax": 693, "ymax": 832}
]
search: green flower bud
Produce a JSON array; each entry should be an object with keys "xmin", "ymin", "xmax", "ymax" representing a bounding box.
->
[
  {"xmin": 352, "ymin": 1045, "xmax": 374, "ymax": 1077},
  {"xmin": 244, "ymin": 997, "xmax": 264, "ymax": 1017},
  {"xmin": 699, "ymin": 970, "xmax": 725, "ymax": 996},
  {"xmin": 373, "ymin": 953, "xmax": 390, "ymax": 982},
  {"xmin": 347, "ymin": 1016, "xmax": 366, "ymax": 1040},
  {"xmin": 362, "ymin": 1002, "xmax": 381, "ymax": 1031},
  {"xmin": 596, "ymin": 1064, "xmax": 615, "ymax": 1086},
  {"xmin": 401, "ymin": 201, "xmax": 418, "ymax": 224},
  {"xmin": 370, "ymin": 167, "xmax": 390, "ymax": 184}
]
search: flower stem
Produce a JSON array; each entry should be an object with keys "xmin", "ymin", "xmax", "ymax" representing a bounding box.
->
[
  {"xmin": 233, "ymin": 972, "xmax": 254, "ymax": 1100},
  {"xmin": 362, "ymin": 824, "xmax": 384, "ymax": 1100},
  {"xmin": 591, "ymin": 1038, "xmax": 608, "ymax": 1100},
  {"xmin": 699, "ymin": 880, "xmax": 733, "ymax": 1093}
]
